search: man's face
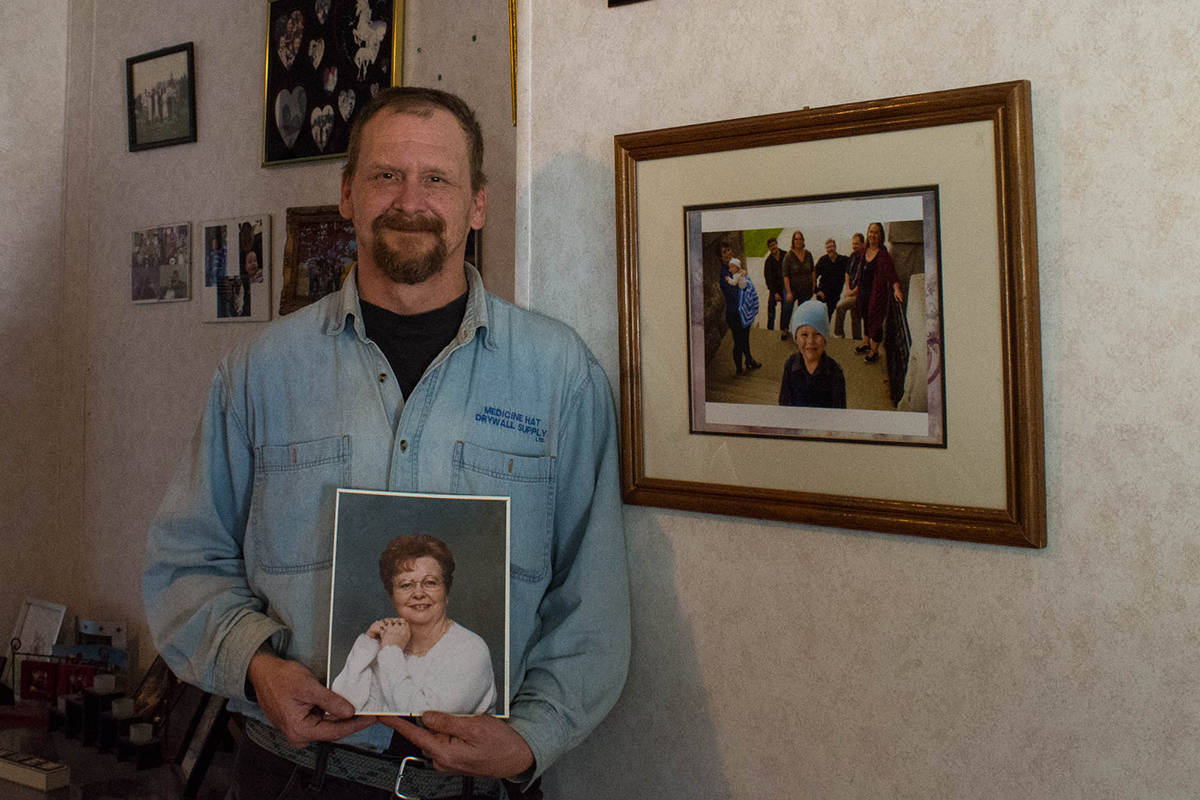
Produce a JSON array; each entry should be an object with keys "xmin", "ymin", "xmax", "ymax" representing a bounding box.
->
[
  {"xmin": 825, "ymin": 240, "xmax": 837, "ymax": 259},
  {"xmin": 767, "ymin": 240, "xmax": 780, "ymax": 257},
  {"xmin": 851, "ymin": 235, "xmax": 864, "ymax": 255},
  {"xmin": 339, "ymin": 108, "xmax": 486, "ymax": 286}
]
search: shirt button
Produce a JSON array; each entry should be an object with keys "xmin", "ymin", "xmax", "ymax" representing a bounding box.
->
[
  {"xmin": 378, "ymin": 373, "xmax": 387, "ymax": 383},
  {"xmin": 400, "ymin": 440, "xmax": 408, "ymax": 452}
]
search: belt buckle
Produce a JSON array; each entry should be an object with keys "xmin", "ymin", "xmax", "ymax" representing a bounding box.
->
[{"xmin": 394, "ymin": 756, "xmax": 432, "ymax": 799}]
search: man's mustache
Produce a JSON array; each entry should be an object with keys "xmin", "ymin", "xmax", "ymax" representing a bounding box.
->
[{"xmin": 373, "ymin": 210, "xmax": 445, "ymax": 235}]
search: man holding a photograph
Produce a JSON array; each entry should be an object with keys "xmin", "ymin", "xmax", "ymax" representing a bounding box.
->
[{"xmin": 144, "ymin": 87, "xmax": 630, "ymax": 799}]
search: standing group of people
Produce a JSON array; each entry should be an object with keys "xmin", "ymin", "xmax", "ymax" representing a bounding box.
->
[
  {"xmin": 719, "ymin": 222, "xmax": 905, "ymax": 409},
  {"xmin": 759, "ymin": 223, "xmax": 902, "ymax": 362}
]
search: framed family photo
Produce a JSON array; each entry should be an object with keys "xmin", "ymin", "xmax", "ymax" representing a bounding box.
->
[
  {"xmin": 126, "ymin": 42, "xmax": 197, "ymax": 152},
  {"xmin": 198, "ymin": 215, "xmax": 272, "ymax": 322},
  {"xmin": 263, "ymin": 0, "xmax": 404, "ymax": 166},
  {"xmin": 279, "ymin": 205, "xmax": 356, "ymax": 315},
  {"xmin": 327, "ymin": 489, "xmax": 510, "ymax": 717},
  {"xmin": 614, "ymin": 81, "xmax": 1045, "ymax": 548}
]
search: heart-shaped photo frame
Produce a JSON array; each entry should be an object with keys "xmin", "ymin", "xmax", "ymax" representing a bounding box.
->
[{"xmin": 274, "ymin": 86, "xmax": 307, "ymax": 150}]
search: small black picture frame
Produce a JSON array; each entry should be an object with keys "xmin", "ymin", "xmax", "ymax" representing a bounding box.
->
[{"xmin": 126, "ymin": 42, "xmax": 197, "ymax": 152}]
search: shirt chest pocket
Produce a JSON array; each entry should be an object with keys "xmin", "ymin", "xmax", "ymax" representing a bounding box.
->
[
  {"xmin": 451, "ymin": 441, "xmax": 554, "ymax": 583},
  {"xmin": 251, "ymin": 435, "xmax": 350, "ymax": 574}
]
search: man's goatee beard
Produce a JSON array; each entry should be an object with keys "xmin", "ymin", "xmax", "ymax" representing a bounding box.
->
[
  {"xmin": 371, "ymin": 211, "xmax": 448, "ymax": 285},
  {"xmin": 374, "ymin": 237, "xmax": 447, "ymax": 285}
]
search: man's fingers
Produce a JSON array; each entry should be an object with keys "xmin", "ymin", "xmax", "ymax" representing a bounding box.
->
[
  {"xmin": 283, "ymin": 713, "xmax": 375, "ymax": 747},
  {"xmin": 380, "ymin": 715, "xmax": 441, "ymax": 751},
  {"xmin": 419, "ymin": 711, "xmax": 469, "ymax": 738},
  {"xmin": 301, "ymin": 682, "xmax": 359, "ymax": 720}
]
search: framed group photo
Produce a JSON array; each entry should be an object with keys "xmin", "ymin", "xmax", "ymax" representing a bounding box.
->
[
  {"xmin": 264, "ymin": 0, "xmax": 404, "ymax": 165},
  {"xmin": 614, "ymin": 81, "xmax": 1045, "ymax": 548},
  {"xmin": 279, "ymin": 205, "xmax": 356, "ymax": 315},
  {"xmin": 126, "ymin": 42, "xmax": 197, "ymax": 152}
]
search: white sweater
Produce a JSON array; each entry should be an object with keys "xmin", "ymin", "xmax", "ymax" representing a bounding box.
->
[{"xmin": 330, "ymin": 622, "xmax": 497, "ymax": 715}]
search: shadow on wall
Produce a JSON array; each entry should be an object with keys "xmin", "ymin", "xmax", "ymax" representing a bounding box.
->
[
  {"xmin": 542, "ymin": 511, "xmax": 732, "ymax": 799},
  {"xmin": 526, "ymin": 153, "xmax": 620, "ymax": 360}
]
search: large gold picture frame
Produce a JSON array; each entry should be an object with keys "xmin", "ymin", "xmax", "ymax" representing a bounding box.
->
[{"xmin": 614, "ymin": 81, "xmax": 1045, "ymax": 547}]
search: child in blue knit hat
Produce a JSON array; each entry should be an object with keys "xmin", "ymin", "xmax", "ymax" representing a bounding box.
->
[{"xmin": 778, "ymin": 299, "xmax": 846, "ymax": 408}]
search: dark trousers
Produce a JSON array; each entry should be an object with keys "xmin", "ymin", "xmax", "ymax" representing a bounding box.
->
[
  {"xmin": 779, "ymin": 297, "xmax": 796, "ymax": 335},
  {"xmin": 822, "ymin": 291, "xmax": 840, "ymax": 321},
  {"xmin": 227, "ymin": 737, "xmax": 395, "ymax": 800},
  {"xmin": 227, "ymin": 736, "xmax": 542, "ymax": 800},
  {"xmin": 729, "ymin": 323, "xmax": 752, "ymax": 369},
  {"xmin": 765, "ymin": 291, "xmax": 783, "ymax": 329}
]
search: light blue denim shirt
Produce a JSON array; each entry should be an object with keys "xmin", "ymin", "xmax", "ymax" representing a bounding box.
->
[{"xmin": 143, "ymin": 265, "xmax": 630, "ymax": 777}]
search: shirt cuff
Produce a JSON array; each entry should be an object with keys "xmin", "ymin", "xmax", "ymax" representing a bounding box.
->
[{"xmin": 218, "ymin": 613, "xmax": 288, "ymax": 703}]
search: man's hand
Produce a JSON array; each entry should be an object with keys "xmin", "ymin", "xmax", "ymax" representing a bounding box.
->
[
  {"xmin": 247, "ymin": 649, "xmax": 375, "ymax": 747},
  {"xmin": 382, "ymin": 712, "xmax": 534, "ymax": 780}
]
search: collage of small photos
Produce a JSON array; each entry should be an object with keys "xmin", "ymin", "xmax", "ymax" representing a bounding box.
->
[{"xmin": 130, "ymin": 216, "xmax": 272, "ymax": 323}]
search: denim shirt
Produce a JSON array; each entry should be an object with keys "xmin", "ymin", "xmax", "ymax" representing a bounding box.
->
[{"xmin": 143, "ymin": 265, "xmax": 630, "ymax": 777}]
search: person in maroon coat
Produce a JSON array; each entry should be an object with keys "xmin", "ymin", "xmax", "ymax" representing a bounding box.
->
[{"xmin": 859, "ymin": 222, "xmax": 903, "ymax": 364}]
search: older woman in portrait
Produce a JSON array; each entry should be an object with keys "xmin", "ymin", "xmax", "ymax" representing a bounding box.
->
[
  {"xmin": 858, "ymin": 222, "xmax": 903, "ymax": 364},
  {"xmin": 331, "ymin": 534, "xmax": 496, "ymax": 716}
]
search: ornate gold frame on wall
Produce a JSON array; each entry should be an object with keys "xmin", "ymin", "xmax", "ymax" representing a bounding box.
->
[{"xmin": 614, "ymin": 81, "xmax": 1045, "ymax": 548}]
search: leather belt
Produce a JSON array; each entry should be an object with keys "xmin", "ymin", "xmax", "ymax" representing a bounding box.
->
[{"xmin": 244, "ymin": 717, "xmax": 504, "ymax": 799}]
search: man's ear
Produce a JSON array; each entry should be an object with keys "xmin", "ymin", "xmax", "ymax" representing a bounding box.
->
[
  {"xmin": 469, "ymin": 185, "xmax": 487, "ymax": 230},
  {"xmin": 338, "ymin": 172, "xmax": 354, "ymax": 220}
]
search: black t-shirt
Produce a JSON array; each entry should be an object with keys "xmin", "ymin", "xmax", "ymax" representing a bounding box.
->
[{"xmin": 360, "ymin": 293, "xmax": 468, "ymax": 397}]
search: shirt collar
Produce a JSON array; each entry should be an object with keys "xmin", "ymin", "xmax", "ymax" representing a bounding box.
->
[{"xmin": 323, "ymin": 263, "xmax": 495, "ymax": 350}]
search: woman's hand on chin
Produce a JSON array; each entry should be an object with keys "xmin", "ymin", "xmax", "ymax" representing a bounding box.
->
[{"xmin": 379, "ymin": 617, "xmax": 411, "ymax": 649}]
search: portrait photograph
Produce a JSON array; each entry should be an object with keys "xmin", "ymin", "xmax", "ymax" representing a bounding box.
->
[
  {"xmin": 327, "ymin": 489, "xmax": 510, "ymax": 717},
  {"xmin": 687, "ymin": 187, "xmax": 946, "ymax": 446},
  {"xmin": 125, "ymin": 42, "xmax": 197, "ymax": 152},
  {"xmin": 197, "ymin": 215, "xmax": 272, "ymax": 323},
  {"xmin": 132, "ymin": 222, "xmax": 191, "ymax": 303},
  {"xmin": 263, "ymin": 0, "xmax": 403, "ymax": 165}
]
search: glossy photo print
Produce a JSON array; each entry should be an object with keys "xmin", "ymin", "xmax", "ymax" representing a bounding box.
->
[
  {"xmin": 327, "ymin": 490, "xmax": 510, "ymax": 717},
  {"xmin": 687, "ymin": 187, "xmax": 946, "ymax": 446}
]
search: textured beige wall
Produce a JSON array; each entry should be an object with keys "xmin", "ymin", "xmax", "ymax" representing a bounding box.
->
[
  {"xmin": 0, "ymin": 1, "xmax": 72, "ymax": 636},
  {"xmin": 521, "ymin": 1, "xmax": 1200, "ymax": 798}
]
